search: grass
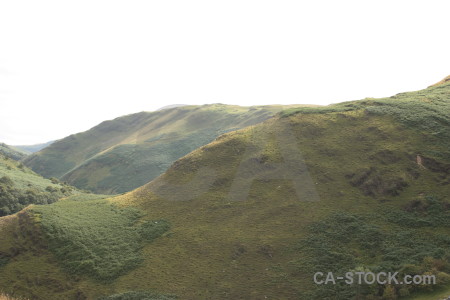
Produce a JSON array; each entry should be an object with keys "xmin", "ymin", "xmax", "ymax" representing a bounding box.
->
[
  {"xmin": 115, "ymin": 93, "xmax": 448, "ymax": 299},
  {"xmin": 111, "ymin": 108, "xmax": 448, "ymax": 299},
  {"xmin": 0, "ymin": 155, "xmax": 61, "ymax": 191},
  {"xmin": 63, "ymin": 129, "xmax": 225, "ymax": 194},
  {"xmin": 0, "ymin": 293, "xmax": 28, "ymax": 300},
  {"xmin": 0, "ymin": 81, "xmax": 449, "ymax": 299},
  {"xmin": 294, "ymin": 205, "xmax": 449, "ymax": 299},
  {"xmin": 0, "ymin": 144, "xmax": 27, "ymax": 161},
  {"xmin": 24, "ymin": 104, "xmax": 298, "ymax": 194},
  {"xmin": 31, "ymin": 199, "xmax": 170, "ymax": 281},
  {"xmin": 0, "ymin": 209, "xmax": 85, "ymax": 300},
  {"xmin": 0, "ymin": 199, "xmax": 172, "ymax": 299},
  {"xmin": 98, "ymin": 291, "xmax": 177, "ymax": 300},
  {"xmin": 12, "ymin": 141, "xmax": 54, "ymax": 154},
  {"xmin": 61, "ymin": 193, "xmax": 112, "ymax": 201},
  {"xmin": 0, "ymin": 154, "xmax": 78, "ymax": 216}
]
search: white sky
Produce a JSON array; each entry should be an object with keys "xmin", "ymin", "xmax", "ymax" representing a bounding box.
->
[{"xmin": 0, "ymin": 0, "xmax": 449, "ymax": 145}]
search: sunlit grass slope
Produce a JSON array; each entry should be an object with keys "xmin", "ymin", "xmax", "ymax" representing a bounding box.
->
[
  {"xmin": 0, "ymin": 153, "xmax": 76, "ymax": 216},
  {"xmin": 115, "ymin": 78, "xmax": 450, "ymax": 299},
  {"xmin": 24, "ymin": 104, "xmax": 298, "ymax": 194},
  {"xmin": 0, "ymin": 78, "xmax": 449, "ymax": 299}
]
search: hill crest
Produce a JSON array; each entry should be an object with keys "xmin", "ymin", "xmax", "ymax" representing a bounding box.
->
[{"xmin": 429, "ymin": 74, "xmax": 450, "ymax": 87}]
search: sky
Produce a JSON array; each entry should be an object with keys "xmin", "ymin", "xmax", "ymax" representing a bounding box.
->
[{"xmin": 0, "ymin": 0, "xmax": 449, "ymax": 145}]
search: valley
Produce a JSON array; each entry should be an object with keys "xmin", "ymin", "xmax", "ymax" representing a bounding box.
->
[{"xmin": 0, "ymin": 79, "xmax": 449, "ymax": 299}]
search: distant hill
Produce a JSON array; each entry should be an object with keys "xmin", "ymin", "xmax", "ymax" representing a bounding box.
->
[
  {"xmin": 24, "ymin": 104, "xmax": 298, "ymax": 194},
  {"xmin": 1, "ymin": 77, "xmax": 449, "ymax": 299},
  {"xmin": 13, "ymin": 141, "xmax": 54, "ymax": 154},
  {"xmin": 0, "ymin": 143, "xmax": 27, "ymax": 161}
]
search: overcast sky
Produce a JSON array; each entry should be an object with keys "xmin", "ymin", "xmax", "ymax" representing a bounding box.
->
[{"xmin": 0, "ymin": 0, "xmax": 449, "ymax": 145}]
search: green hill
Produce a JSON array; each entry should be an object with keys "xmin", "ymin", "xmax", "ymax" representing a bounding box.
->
[
  {"xmin": 0, "ymin": 143, "xmax": 27, "ymax": 161},
  {"xmin": 23, "ymin": 104, "xmax": 298, "ymax": 194},
  {"xmin": 0, "ymin": 152, "xmax": 77, "ymax": 216},
  {"xmin": 13, "ymin": 141, "xmax": 55, "ymax": 154},
  {"xmin": 0, "ymin": 78, "xmax": 449, "ymax": 299}
]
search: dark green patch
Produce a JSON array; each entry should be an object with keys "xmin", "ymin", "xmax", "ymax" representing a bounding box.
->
[
  {"xmin": 32, "ymin": 200, "xmax": 170, "ymax": 281},
  {"xmin": 346, "ymin": 167, "xmax": 409, "ymax": 197},
  {"xmin": 282, "ymin": 82, "xmax": 450, "ymax": 161},
  {"xmin": 0, "ymin": 174, "xmax": 72, "ymax": 216},
  {"xmin": 0, "ymin": 255, "xmax": 10, "ymax": 268},
  {"xmin": 24, "ymin": 105, "xmax": 287, "ymax": 194},
  {"xmin": 384, "ymin": 195, "xmax": 450, "ymax": 227},
  {"xmin": 294, "ymin": 203, "xmax": 450, "ymax": 299},
  {"xmin": 98, "ymin": 291, "xmax": 177, "ymax": 300},
  {"xmin": 0, "ymin": 143, "xmax": 28, "ymax": 161}
]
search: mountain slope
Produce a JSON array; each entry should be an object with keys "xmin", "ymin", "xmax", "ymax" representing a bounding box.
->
[
  {"xmin": 24, "ymin": 104, "xmax": 297, "ymax": 194},
  {"xmin": 116, "ymin": 86, "xmax": 450, "ymax": 299},
  {"xmin": 0, "ymin": 152, "xmax": 76, "ymax": 216},
  {"xmin": 13, "ymin": 141, "xmax": 55, "ymax": 154},
  {"xmin": 0, "ymin": 143, "xmax": 27, "ymax": 161},
  {"xmin": 0, "ymin": 78, "xmax": 449, "ymax": 299},
  {"xmin": 429, "ymin": 74, "xmax": 450, "ymax": 87}
]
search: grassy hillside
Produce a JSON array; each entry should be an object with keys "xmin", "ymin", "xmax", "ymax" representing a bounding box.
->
[
  {"xmin": 13, "ymin": 141, "xmax": 54, "ymax": 154},
  {"xmin": 0, "ymin": 153, "xmax": 78, "ymax": 216},
  {"xmin": 115, "ymin": 88, "xmax": 450, "ymax": 299},
  {"xmin": 0, "ymin": 79, "xmax": 449, "ymax": 299},
  {"xmin": 24, "ymin": 104, "xmax": 298, "ymax": 194},
  {"xmin": 0, "ymin": 144, "xmax": 27, "ymax": 161}
]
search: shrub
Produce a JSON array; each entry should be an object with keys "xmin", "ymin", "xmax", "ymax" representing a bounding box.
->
[
  {"xmin": 294, "ymin": 206, "xmax": 450, "ymax": 299},
  {"xmin": 32, "ymin": 200, "xmax": 170, "ymax": 280}
]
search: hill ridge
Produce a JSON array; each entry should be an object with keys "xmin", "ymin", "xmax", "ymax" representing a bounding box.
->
[
  {"xmin": 24, "ymin": 104, "xmax": 298, "ymax": 194},
  {"xmin": 1, "ymin": 79, "xmax": 448, "ymax": 299},
  {"xmin": 429, "ymin": 74, "xmax": 450, "ymax": 87}
]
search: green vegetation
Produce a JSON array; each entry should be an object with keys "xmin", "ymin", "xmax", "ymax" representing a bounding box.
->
[
  {"xmin": 0, "ymin": 154, "xmax": 75, "ymax": 216},
  {"xmin": 295, "ymin": 203, "xmax": 449, "ymax": 299},
  {"xmin": 98, "ymin": 291, "xmax": 176, "ymax": 300},
  {"xmin": 0, "ymin": 210, "xmax": 84, "ymax": 300},
  {"xmin": 384, "ymin": 195, "xmax": 450, "ymax": 227},
  {"xmin": 24, "ymin": 104, "xmax": 296, "ymax": 194},
  {"xmin": 0, "ymin": 293, "xmax": 29, "ymax": 300},
  {"xmin": 0, "ymin": 143, "xmax": 27, "ymax": 161},
  {"xmin": 61, "ymin": 193, "xmax": 111, "ymax": 201},
  {"xmin": 32, "ymin": 199, "xmax": 170, "ymax": 280},
  {"xmin": 0, "ymin": 175, "xmax": 64, "ymax": 216},
  {"xmin": 0, "ymin": 78, "xmax": 449, "ymax": 299},
  {"xmin": 281, "ymin": 80, "xmax": 450, "ymax": 161},
  {"xmin": 0, "ymin": 198, "xmax": 170, "ymax": 299},
  {"xmin": 12, "ymin": 141, "xmax": 54, "ymax": 154}
]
